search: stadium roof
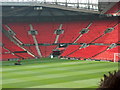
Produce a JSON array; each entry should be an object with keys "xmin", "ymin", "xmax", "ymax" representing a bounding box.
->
[
  {"xmin": 2, "ymin": 6, "xmax": 101, "ymax": 22},
  {"xmin": 2, "ymin": 0, "xmax": 118, "ymax": 22},
  {"xmin": 1, "ymin": 0, "xmax": 99, "ymax": 13},
  {"xmin": 2, "ymin": 0, "xmax": 98, "ymax": 5},
  {"xmin": 2, "ymin": 5, "xmax": 99, "ymax": 17}
]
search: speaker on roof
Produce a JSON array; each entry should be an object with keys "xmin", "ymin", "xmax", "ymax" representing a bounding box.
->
[
  {"xmin": 54, "ymin": 24, "xmax": 64, "ymax": 35},
  {"xmin": 108, "ymin": 43, "xmax": 117, "ymax": 49},
  {"xmin": 80, "ymin": 43, "xmax": 89, "ymax": 49},
  {"xmin": 8, "ymin": 30, "xmax": 16, "ymax": 36},
  {"xmin": 28, "ymin": 30, "xmax": 38, "ymax": 35},
  {"xmin": 104, "ymin": 28, "xmax": 114, "ymax": 34},
  {"xmin": 54, "ymin": 29, "xmax": 64, "ymax": 35},
  {"xmin": 80, "ymin": 28, "xmax": 89, "ymax": 34}
]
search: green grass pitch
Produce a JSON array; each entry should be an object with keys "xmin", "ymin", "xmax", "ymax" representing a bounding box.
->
[{"xmin": 1, "ymin": 58, "xmax": 118, "ymax": 89}]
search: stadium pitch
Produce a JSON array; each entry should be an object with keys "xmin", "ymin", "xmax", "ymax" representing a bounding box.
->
[{"xmin": 1, "ymin": 58, "xmax": 118, "ymax": 88}]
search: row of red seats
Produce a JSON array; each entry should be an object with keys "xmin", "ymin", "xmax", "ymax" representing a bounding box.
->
[
  {"xmin": 1, "ymin": 53, "xmax": 19, "ymax": 61},
  {"xmin": 105, "ymin": 2, "xmax": 120, "ymax": 15}
]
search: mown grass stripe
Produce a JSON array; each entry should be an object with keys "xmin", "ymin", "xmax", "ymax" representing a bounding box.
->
[
  {"xmin": 3, "ymin": 62, "xmax": 117, "ymax": 77},
  {"xmin": 3, "ymin": 66, "xmax": 117, "ymax": 81},
  {"xmin": 2, "ymin": 60, "xmax": 116, "ymax": 71},
  {"xmin": 3, "ymin": 67, "xmax": 116, "ymax": 85},
  {"xmin": 3, "ymin": 64, "xmax": 117, "ymax": 79},
  {"xmin": 2, "ymin": 62, "xmax": 117, "ymax": 73},
  {"xmin": 29, "ymin": 78, "xmax": 100, "ymax": 88},
  {"xmin": 2, "ymin": 59, "xmax": 118, "ymax": 88},
  {"xmin": 2, "ymin": 61, "xmax": 98, "ymax": 71},
  {"xmin": 2, "ymin": 71, "xmax": 106, "ymax": 88}
]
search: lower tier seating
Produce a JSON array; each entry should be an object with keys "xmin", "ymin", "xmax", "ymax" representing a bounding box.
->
[
  {"xmin": 60, "ymin": 45, "xmax": 80, "ymax": 56},
  {"xmin": 39, "ymin": 45, "xmax": 57, "ymax": 57},
  {"xmin": 92, "ymin": 46, "xmax": 120, "ymax": 61},
  {"xmin": 1, "ymin": 53, "xmax": 19, "ymax": 61},
  {"xmin": 68, "ymin": 45, "xmax": 108, "ymax": 59}
]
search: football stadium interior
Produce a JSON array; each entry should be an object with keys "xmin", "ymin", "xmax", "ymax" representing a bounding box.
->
[{"xmin": 0, "ymin": 0, "xmax": 120, "ymax": 89}]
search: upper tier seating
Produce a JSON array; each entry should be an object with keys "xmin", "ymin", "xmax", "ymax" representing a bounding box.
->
[
  {"xmin": 59, "ymin": 21, "xmax": 90, "ymax": 43},
  {"xmin": 94, "ymin": 24, "xmax": 119, "ymax": 44},
  {"xmin": 76, "ymin": 20, "xmax": 118, "ymax": 43},
  {"xmin": 32, "ymin": 22, "xmax": 58, "ymax": 44},
  {"xmin": 4, "ymin": 23, "xmax": 34, "ymax": 44},
  {"xmin": 105, "ymin": 2, "xmax": 120, "ymax": 15},
  {"xmin": 3, "ymin": 19, "xmax": 118, "ymax": 44}
]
